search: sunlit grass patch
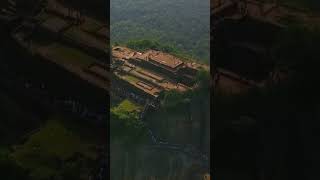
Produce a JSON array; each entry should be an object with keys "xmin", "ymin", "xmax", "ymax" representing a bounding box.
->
[
  {"xmin": 46, "ymin": 43, "xmax": 97, "ymax": 67},
  {"xmin": 122, "ymin": 75, "xmax": 140, "ymax": 83},
  {"xmin": 11, "ymin": 117, "xmax": 98, "ymax": 179}
]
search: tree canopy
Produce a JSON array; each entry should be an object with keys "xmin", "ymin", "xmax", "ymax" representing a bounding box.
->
[
  {"xmin": 110, "ymin": 0, "xmax": 210, "ymax": 63},
  {"xmin": 110, "ymin": 100, "xmax": 147, "ymax": 144}
]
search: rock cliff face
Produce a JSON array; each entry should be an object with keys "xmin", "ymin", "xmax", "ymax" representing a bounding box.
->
[
  {"xmin": 111, "ymin": 141, "xmax": 208, "ymax": 180},
  {"xmin": 146, "ymin": 96, "xmax": 210, "ymax": 155}
]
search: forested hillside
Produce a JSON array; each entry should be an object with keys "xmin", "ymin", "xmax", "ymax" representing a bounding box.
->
[{"xmin": 110, "ymin": 0, "xmax": 210, "ymax": 63}]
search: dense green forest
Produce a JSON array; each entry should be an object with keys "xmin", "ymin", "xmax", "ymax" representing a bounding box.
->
[{"xmin": 110, "ymin": 0, "xmax": 210, "ymax": 63}]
